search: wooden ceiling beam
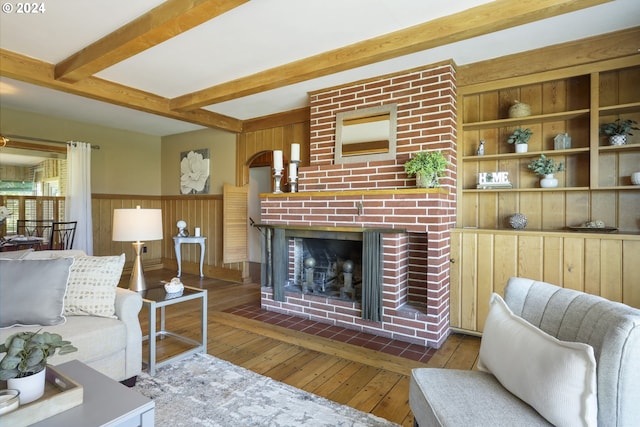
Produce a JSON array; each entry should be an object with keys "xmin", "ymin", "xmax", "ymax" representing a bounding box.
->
[
  {"xmin": 1, "ymin": 49, "xmax": 243, "ymax": 132},
  {"xmin": 54, "ymin": 0, "xmax": 248, "ymax": 84},
  {"xmin": 170, "ymin": 0, "xmax": 613, "ymax": 112}
]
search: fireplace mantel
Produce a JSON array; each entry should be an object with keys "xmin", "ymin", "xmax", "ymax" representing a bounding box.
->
[
  {"xmin": 259, "ymin": 187, "xmax": 447, "ymax": 198},
  {"xmin": 254, "ymin": 224, "xmax": 405, "ymax": 234}
]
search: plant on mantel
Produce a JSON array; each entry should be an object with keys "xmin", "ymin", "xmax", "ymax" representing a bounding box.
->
[{"xmin": 404, "ymin": 150, "xmax": 449, "ymax": 188}]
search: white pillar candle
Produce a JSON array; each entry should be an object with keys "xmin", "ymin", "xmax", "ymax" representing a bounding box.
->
[
  {"xmin": 291, "ymin": 143, "xmax": 300, "ymax": 162},
  {"xmin": 273, "ymin": 150, "xmax": 283, "ymax": 170},
  {"xmin": 194, "ymin": 227, "xmax": 201, "ymax": 237},
  {"xmin": 289, "ymin": 162, "xmax": 297, "ymax": 179}
]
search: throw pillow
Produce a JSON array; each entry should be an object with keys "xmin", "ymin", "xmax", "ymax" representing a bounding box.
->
[
  {"xmin": 0, "ymin": 258, "xmax": 73, "ymax": 328},
  {"xmin": 64, "ymin": 254, "xmax": 125, "ymax": 318},
  {"xmin": 478, "ymin": 293, "xmax": 598, "ymax": 427}
]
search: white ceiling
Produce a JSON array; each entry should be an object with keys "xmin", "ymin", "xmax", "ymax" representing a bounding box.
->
[{"xmin": 1, "ymin": 0, "xmax": 639, "ymax": 137}]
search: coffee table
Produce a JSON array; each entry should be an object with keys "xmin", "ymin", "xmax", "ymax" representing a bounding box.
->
[
  {"xmin": 32, "ymin": 360, "xmax": 154, "ymax": 426},
  {"xmin": 140, "ymin": 285, "xmax": 207, "ymax": 375}
]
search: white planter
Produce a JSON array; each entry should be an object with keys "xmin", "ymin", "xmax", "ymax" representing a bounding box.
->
[
  {"xmin": 416, "ymin": 171, "xmax": 438, "ymax": 188},
  {"xmin": 515, "ymin": 143, "xmax": 528, "ymax": 153},
  {"xmin": 540, "ymin": 174, "xmax": 558, "ymax": 188},
  {"xmin": 7, "ymin": 368, "xmax": 46, "ymax": 405},
  {"xmin": 609, "ymin": 134, "xmax": 627, "ymax": 145}
]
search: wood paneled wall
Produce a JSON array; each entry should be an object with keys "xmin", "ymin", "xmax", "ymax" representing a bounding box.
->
[
  {"xmin": 449, "ymin": 228, "xmax": 640, "ymax": 334},
  {"xmin": 236, "ymin": 121, "xmax": 310, "ymax": 186},
  {"xmin": 92, "ymin": 194, "xmax": 243, "ymax": 282}
]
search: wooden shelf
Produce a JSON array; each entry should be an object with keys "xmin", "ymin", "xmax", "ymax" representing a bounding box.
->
[
  {"xmin": 598, "ymin": 101, "xmax": 640, "ymax": 115},
  {"xmin": 462, "ymin": 187, "xmax": 590, "ymax": 193},
  {"xmin": 462, "ymin": 109, "xmax": 590, "ymax": 131},
  {"xmin": 462, "ymin": 147, "xmax": 589, "ymax": 161},
  {"xmin": 598, "ymin": 143, "xmax": 640, "ymax": 152}
]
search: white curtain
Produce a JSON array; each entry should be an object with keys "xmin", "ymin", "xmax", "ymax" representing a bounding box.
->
[{"xmin": 66, "ymin": 142, "xmax": 93, "ymax": 255}]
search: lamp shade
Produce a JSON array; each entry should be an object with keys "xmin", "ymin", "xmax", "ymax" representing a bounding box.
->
[{"xmin": 112, "ymin": 207, "xmax": 163, "ymax": 242}]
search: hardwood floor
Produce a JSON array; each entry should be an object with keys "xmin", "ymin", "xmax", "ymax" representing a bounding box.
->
[{"xmin": 132, "ymin": 269, "xmax": 481, "ymax": 427}]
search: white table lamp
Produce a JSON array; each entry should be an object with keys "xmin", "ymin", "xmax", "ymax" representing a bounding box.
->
[{"xmin": 112, "ymin": 206, "xmax": 163, "ymax": 292}]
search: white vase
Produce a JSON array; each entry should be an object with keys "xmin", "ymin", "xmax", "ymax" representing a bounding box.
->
[
  {"xmin": 515, "ymin": 143, "xmax": 528, "ymax": 153},
  {"xmin": 609, "ymin": 134, "xmax": 627, "ymax": 146},
  {"xmin": 7, "ymin": 368, "xmax": 46, "ymax": 404},
  {"xmin": 540, "ymin": 174, "xmax": 558, "ymax": 188},
  {"xmin": 416, "ymin": 171, "xmax": 437, "ymax": 188}
]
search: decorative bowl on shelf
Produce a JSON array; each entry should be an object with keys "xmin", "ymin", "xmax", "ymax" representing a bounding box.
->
[{"xmin": 508, "ymin": 101, "xmax": 531, "ymax": 118}]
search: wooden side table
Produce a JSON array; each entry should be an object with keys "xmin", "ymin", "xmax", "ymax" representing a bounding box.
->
[{"xmin": 173, "ymin": 236, "xmax": 206, "ymax": 277}]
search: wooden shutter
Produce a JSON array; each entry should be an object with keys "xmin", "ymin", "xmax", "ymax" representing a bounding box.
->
[{"xmin": 223, "ymin": 183, "xmax": 248, "ymax": 263}]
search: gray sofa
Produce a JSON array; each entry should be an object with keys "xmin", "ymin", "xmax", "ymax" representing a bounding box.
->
[
  {"xmin": 410, "ymin": 277, "xmax": 640, "ymax": 427},
  {"xmin": 0, "ymin": 250, "xmax": 143, "ymax": 383}
]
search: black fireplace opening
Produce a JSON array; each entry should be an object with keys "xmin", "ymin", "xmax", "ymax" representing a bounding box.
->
[{"xmin": 285, "ymin": 237, "xmax": 362, "ymax": 301}]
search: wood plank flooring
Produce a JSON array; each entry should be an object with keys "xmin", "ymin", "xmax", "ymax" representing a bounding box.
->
[{"xmin": 132, "ymin": 269, "xmax": 481, "ymax": 427}]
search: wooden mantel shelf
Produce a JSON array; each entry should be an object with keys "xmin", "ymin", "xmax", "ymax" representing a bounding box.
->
[
  {"xmin": 260, "ymin": 187, "xmax": 448, "ymax": 198},
  {"xmin": 253, "ymin": 224, "xmax": 406, "ymax": 234}
]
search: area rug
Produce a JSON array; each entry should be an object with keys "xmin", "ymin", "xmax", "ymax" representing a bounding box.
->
[{"xmin": 134, "ymin": 353, "xmax": 400, "ymax": 427}]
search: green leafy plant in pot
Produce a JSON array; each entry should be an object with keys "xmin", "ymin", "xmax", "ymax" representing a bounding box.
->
[
  {"xmin": 507, "ymin": 127, "xmax": 532, "ymax": 153},
  {"xmin": 528, "ymin": 154, "xmax": 564, "ymax": 188},
  {"xmin": 0, "ymin": 330, "xmax": 77, "ymax": 404},
  {"xmin": 404, "ymin": 150, "xmax": 449, "ymax": 188},
  {"xmin": 599, "ymin": 118, "xmax": 639, "ymax": 146}
]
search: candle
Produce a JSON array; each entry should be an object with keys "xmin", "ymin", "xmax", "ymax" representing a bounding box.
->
[
  {"xmin": 289, "ymin": 162, "xmax": 297, "ymax": 179},
  {"xmin": 194, "ymin": 227, "xmax": 201, "ymax": 237},
  {"xmin": 291, "ymin": 143, "xmax": 300, "ymax": 162},
  {"xmin": 273, "ymin": 150, "xmax": 283, "ymax": 170}
]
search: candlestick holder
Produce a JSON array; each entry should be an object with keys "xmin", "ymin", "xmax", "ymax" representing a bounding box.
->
[
  {"xmin": 273, "ymin": 168, "xmax": 284, "ymax": 193},
  {"xmin": 288, "ymin": 160, "xmax": 300, "ymax": 192},
  {"xmin": 288, "ymin": 177, "xmax": 298, "ymax": 193}
]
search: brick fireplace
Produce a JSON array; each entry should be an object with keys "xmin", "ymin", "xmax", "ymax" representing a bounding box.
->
[{"xmin": 259, "ymin": 61, "xmax": 457, "ymax": 348}]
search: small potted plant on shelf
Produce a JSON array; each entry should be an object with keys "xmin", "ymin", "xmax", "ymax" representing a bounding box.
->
[
  {"xmin": 404, "ymin": 150, "xmax": 449, "ymax": 188},
  {"xmin": 0, "ymin": 330, "xmax": 77, "ymax": 404},
  {"xmin": 599, "ymin": 118, "xmax": 639, "ymax": 146},
  {"xmin": 528, "ymin": 154, "xmax": 565, "ymax": 188},
  {"xmin": 507, "ymin": 127, "xmax": 532, "ymax": 153}
]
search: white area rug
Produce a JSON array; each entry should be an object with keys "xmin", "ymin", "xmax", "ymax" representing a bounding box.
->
[{"xmin": 134, "ymin": 353, "xmax": 400, "ymax": 427}]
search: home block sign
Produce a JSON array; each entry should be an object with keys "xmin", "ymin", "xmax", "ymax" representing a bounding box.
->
[{"xmin": 477, "ymin": 171, "xmax": 512, "ymax": 189}]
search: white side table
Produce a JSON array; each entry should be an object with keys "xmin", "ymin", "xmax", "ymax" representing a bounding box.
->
[{"xmin": 173, "ymin": 236, "xmax": 206, "ymax": 277}]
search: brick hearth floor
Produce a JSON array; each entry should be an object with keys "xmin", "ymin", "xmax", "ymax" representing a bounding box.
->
[{"xmin": 225, "ymin": 303, "xmax": 435, "ymax": 363}]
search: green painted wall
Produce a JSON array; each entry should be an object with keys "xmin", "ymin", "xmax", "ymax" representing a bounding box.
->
[{"xmin": 161, "ymin": 128, "xmax": 236, "ymax": 195}]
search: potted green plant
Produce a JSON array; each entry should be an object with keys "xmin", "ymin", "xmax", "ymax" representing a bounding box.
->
[
  {"xmin": 599, "ymin": 119, "xmax": 639, "ymax": 146},
  {"xmin": 0, "ymin": 331, "xmax": 77, "ymax": 404},
  {"xmin": 507, "ymin": 128, "xmax": 532, "ymax": 153},
  {"xmin": 528, "ymin": 154, "xmax": 565, "ymax": 188},
  {"xmin": 404, "ymin": 150, "xmax": 449, "ymax": 188}
]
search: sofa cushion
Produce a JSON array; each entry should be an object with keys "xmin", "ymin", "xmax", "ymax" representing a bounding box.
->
[
  {"xmin": 0, "ymin": 316, "xmax": 127, "ymax": 366},
  {"xmin": 478, "ymin": 293, "xmax": 598, "ymax": 427},
  {"xmin": 23, "ymin": 249, "xmax": 87, "ymax": 259},
  {"xmin": 0, "ymin": 248, "xmax": 34, "ymax": 259},
  {"xmin": 64, "ymin": 254, "xmax": 125, "ymax": 318},
  {"xmin": 0, "ymin": 258, "xmax": 73, "ymax": 328},
  {"xmin": 410, "ymin": 369, "xmax": 552, "ymax": 427}
]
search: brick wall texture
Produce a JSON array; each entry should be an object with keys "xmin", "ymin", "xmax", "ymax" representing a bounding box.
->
[{"xmin": 261, "ymin": 62, "xmax": 457, "ymax": 348}]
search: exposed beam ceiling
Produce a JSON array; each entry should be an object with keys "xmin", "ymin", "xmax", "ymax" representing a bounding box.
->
[
  {"xmin": 1, "ymin": 0, "xmax": 636, "ymax": 136},
  {"xmin": 55, "ymin": 0, "xmax": 249, "ymax": 83},
  {"xmin": 170, "ymin": 0, "xmax": 611, "ymax": 111}
]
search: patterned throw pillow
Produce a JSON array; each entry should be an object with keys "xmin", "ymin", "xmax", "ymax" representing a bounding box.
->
[{"xmin": 64, "ymin": 254, "xmax": 125, "ymax": 318}]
